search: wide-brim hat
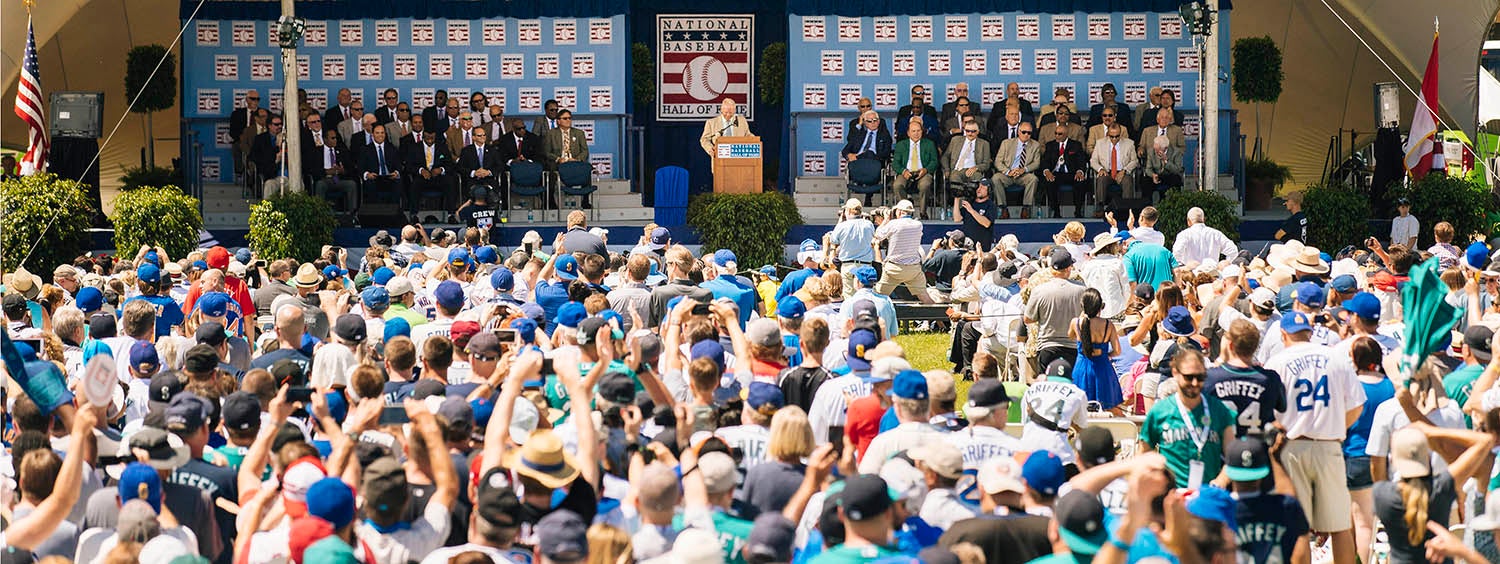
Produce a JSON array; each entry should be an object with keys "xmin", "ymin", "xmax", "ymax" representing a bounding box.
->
[
  {"xmin": 502, "ymin": 429, "xmax": 580, "ymax": 489},
  {"xmin": 1291, "ymin": 247, "xmax": 1330, "ymax": 274},
  {"xmin": 120, "ymin": 429, "xmax": 191, "ymax": 472},
  {"xmin": 1092, "ymin": 232, "xmax": 1122, "ymax": 251},
  {"xmin": 1265, "ymin": 240, "xmax": 1306, "ymax": 272},
  {"xmin": 292, "ymin": 263, "xmax": 322, "ymax": 287}
]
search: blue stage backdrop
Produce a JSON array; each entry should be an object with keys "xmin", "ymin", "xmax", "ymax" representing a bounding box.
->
[
  {"xmin": 786, "ymin": 9, "xmax": 1233, "ymax": 180},
  {"xmin": 182, "ymin": 14, "xmax": 628, "ymax": 184}
]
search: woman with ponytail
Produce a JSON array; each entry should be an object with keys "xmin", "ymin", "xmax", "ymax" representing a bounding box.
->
[
  {"xmin": 1068, "ymin": 288, "xmax": 1123, "ymax": 413},
  {"xmin": 1373, "ymin": 413, "xmax": 1494, "ymax": 563}
]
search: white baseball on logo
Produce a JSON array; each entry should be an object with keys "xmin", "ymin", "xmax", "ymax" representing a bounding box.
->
[{"xmin": 682, "ymin": 55, "xmax": 729, "ymax": 101}]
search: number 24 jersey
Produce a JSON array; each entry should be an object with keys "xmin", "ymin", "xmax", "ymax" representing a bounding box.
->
[{"xmin": 1264, "ymin": 341, "xmax": 1365, "ymax": 441}]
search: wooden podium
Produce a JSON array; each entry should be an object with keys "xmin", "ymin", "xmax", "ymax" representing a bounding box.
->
[{"xmin": 712, "ymin": 135, "xmax": 762, "ymax": 194}]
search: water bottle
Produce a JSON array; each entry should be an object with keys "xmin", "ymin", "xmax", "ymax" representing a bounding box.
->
[{"xmin": 528, "ymin": 208, "xmax": 534, "ymax": 222}]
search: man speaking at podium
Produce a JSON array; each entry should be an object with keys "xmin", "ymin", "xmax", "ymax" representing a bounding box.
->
[{"xmin": 700, "ymin": 99, "xmax": 751, "ymax": 155}]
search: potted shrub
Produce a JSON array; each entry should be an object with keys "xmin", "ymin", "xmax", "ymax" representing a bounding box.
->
[
  {"xmin": 125, "ymin": 44, "xmax": 177, "ymax": 167},
  {"xmin": 1233, "ymin": 36, "xmax": 1285, "ymax": 210},
  {"xmin": 1245, "ymin": 158, "xmax": 1291, "ymax": 211}
]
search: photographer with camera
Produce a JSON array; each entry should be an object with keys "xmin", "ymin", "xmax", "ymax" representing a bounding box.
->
[
  {"xmin": 953, "ymin": 178, "xmax": 998, "ymax": 250},
  {"xmin": 827, "ymin": 199, "xmax": 878, "ymax": 299},
  {"xmin": 923, "ymin": 230, "xmax": 970, "ymax": 301}
]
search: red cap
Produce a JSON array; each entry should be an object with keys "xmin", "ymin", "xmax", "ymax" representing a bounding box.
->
[
  {"xmin": 205, "ymin": 246, "xmax": 230, "ymax": 270},
  {"xmin": 287, "ymin": 516, "xmax": 335, "ymax": 563},
  {"xmin": 451, "ymin": 321, "xmax": 481, "ymax": 349}
]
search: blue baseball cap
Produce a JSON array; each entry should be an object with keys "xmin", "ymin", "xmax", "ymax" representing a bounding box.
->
[
  {"xmin": 434, "ymin": 280, "xmax": 465, "ymax": 311},
  {"xmin": 758, "ymin": 265, "xmax": 779, "ymax": 280},
  {"xmin": 649, "ymin": 227, "xmax": 671, "ymax": 249},
  {"xmin": 490, "ymin": 268, "xmax": 515, "ymax": 292},
  {"xmin": 196, "ymin": 292, "xmax": 232, "ymax": 318},
  {"xmin": 853, "ymin": 265, "xmax": 878, "ymax": 287},
  {"xmin": 1280, "ymin": 311, "xmax": 1314, "ymax": 333},
  {"xmin": 889, "ymin": 369, "xmax": 928, "ymax": 400},
  {"xmin": 555, "ymin": 254, "xmax": 580, "ymax": 280},
  {"xmin": 143, "ymin": 250, "xmax": 161, "ymax": 266},
  {"xmin": 1021, "ymin": 451, "xmax": 1067, "ymax": 497},
  {"xmin": 118, "ymin": 462, "xmax": 163, "ymax": 512},
  {"xmin": 713, "ymin": 249, "xmax": 738, "ymax": 268},
  {"xmin": 510, "ymin": 317, "xmax": 539, "ymax": 344},
  {"xmin": 555, "ymin": 302, "xmax": 587, "ymax": 328},
  {"xmin": 798, "ymin": 239, "xmax": 820, "ymax": 253},
  {"xmin": 1469, "ymin": 241, "xmax": 1491, "ymax": 270},
  {"xmin": 372, "ymin": 267, "xmax": 396, "ymax": 285},
  {"xmin": 847, "ymin": 329, "xmax": 880, "ymax": 373},
  {"xmin": 322, "ymin": 265, "xmax": 346, "ymax": 280},
  {"xmin": 191, "ymin": 260, "xmax": 209, "ymax": 272},
  {"xmin": 520, "ymin": 302, "xmax": 546, "ymax": 324},
  {"xmin": 306, "ymin": 477, "xmax": 356, "ymax": 530},
  {"xmin": 743, "ymin": 382, "xmax": 785, "ymax": 411},
  {"xmin": 1329, "ymin": 274, "xmax": 1358, "ymax": 294},
  {"xmin": 690, "ymin": 339, "xmax": 727, "ymax": 373},
  {"xmin": 1186, "ymin": 486, "xmax": 1239, "ymax": 531},
  {"xmin": 76, "ymin": 287, "xmax": 104, "ymax": 313},
  {"xmin": 1292, "ymin": 282, "xmax": 1326, "ymax": 308},
  {"xmin": 383, "ymin": 317, "xmax": 412, "ymax": 341},
  {"xmin": 776, "ymin": 295, "xmax": 807, "ymax": 319},
  {"xmin": 448, "ymin": 248, "xmax": 475, "ymax": 270},
  {"xmin": 129, "ymin": 340, "xmax": 160, "ymax": 374},
  {"xmin": 235, "ymin": 248, "xmax": 253, "ymax": 264},
  {"xmin": 1344, "ymin": 291, "xmax": 1380, "ymax": 321},
  {"xmin": 474, "ymin": 245, "xmax": 499, "ymax": 265},
  {"xmin": 361, "ymin": 286, "xmax": 390, "ymax": 310},
  {"xmin": 137, "ymin": 263, "xmax": 162, "ymax": 284}
]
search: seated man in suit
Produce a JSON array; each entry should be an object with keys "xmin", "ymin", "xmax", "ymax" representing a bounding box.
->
[
  {"xmin": 990, "ymin": 122, "xmax": 1042, "ymax": 219},
  {"xmin": 360, "ymin": 124, "xmax": 403, "ymax": 209},
  {"xmin": 1086, "ymin": 107, "xmax": 1124, "ymax": 150},
  {"xmin": 1090, "ymin": 124, "xmax": 1138, "ymax": 215},
  {"xmin": 987, "ymin": 82, "xmax": 1035, "ymax": 133},
  {"xmin": 228, "ymin": 91, "xmax": 261, "ymax": 177},
  {"xmin": 941, "ymin": 96, "xmax": 982, "ymax": 147},
  {"xmin": 404, "ymin": 128, "xmax": 455, "ymax": 214},
  {"xmin": 1158, "ymin": 89, "xmax": 1187, "ymax": 126},
  {"xmin": 446, "ymin": 110, "xmax": 478, "ymax": 158},
  {"xmin": 459, "ymin": 126, "xmax": 505, "ymax": 209},
  {"xmin": 891, "ymin": 121, "xmax": 939, "ymax": 217},
  {"xmin": 988, "ymin": 104, "xmax": 1027, "ymax": 147},
  {"xmin": 498, "ymin": 117, "xmax": 542, "ymax": 166},
  {"xmin": 1086, "ymin": 83, "xmax": 1134, "ymax": 136},
  {"xmin": 310, "ymin": 128, "xmax": 357, "ymax": 214},
  {"xmin": 543, "ymin": 109, "xmax": 592, "ymax": 207},
  {"xmin": 842, "ymin": 110, "xmax": 894, "ymax": 165},
  {"xmin": 1133, "ymin": 87, "xmax": 1164, "ymax": 133},
  {"xmin": 1143, "ymin": 134, "xmax": 1185, "ymax": 200},
  {"xmin": 533, "ymin": 99, "xmax": 562, "ymax": 139},
  {"xmin": 249, "ymin": 114, "xmax": 287, "ymax": 196},
  {"xmin": 846, "ymin": 98, "xmax": 881, "ymax": 138},
  {"xmin": 337, "ymin": 101, "xmax": 365, "ymax": 145},
  {"xmin": 939, "ymin": 83, "xmax": 970, "ymax": 127},
  {"xmin": 895, "ymin": 85, "xmax": 941, "ymax": 142},
  {"xmin": 1038, "ymin": 88, "xmax": 1077, "ymax": 128},
  {"xmin": 348, "ymin": 114, "xmax": 377, "ymax": 158},
  {"xmin": 941, "ymin": 121, "xmax": 992, "ymax": 194},
  {"xmin": 1040, "ymin": 123, "xmax": 1090, "ymax": 218},
  {"xmin": 1138, "ymin": 107, "xmax": 1186, "ymax": 159},
  {"xmin": 1052, "ymin": 105, "xmax": 1088, "ymax": 145}
]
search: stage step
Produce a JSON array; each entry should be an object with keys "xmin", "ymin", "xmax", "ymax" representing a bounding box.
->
[{"xmin": 793, "ymin": 176, "xmax": 848, "ymax": 195}]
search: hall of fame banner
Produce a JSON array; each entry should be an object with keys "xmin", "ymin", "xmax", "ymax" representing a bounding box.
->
[{"xmin": 657, "ymin": 14, "xmax": 754, "ymax": 121}]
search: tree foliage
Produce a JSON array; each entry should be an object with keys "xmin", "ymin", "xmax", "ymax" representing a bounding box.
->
[
  {"xmin": 1386, "ymin": 174, "xmax": 1499, "ymax": 247},
  {"xmin": 1154, "ymin": 188, "xmax": 1242, "ymax": 247},
  {"xmin": 0, "ymin": 173, "xmax": 94, "ymax": 272},
  {"xmin": 1301, "ymin": 183, "xmax": 1371, "ymax": 251},
  {"xmin": 758, "ymin": 42, "xmax": 787, "ymax": 107},
  {"xmin": 125, "ymin": 44, "xmax": 177, "ymax": 114},
  {"xmin": 110, "ymin": 186, "xmax": 203, "ymax": 259},
  {"xmin": 687, "ymin": 192, "xmax": 802, "ymax": 268},
  {"xmin": 248, "ymin": 192, "xmax": 335, "ymax": 262}
]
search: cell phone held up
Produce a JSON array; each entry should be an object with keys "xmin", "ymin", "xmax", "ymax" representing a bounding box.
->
[{"xmin": 378, "ymin": 406, "xmax": 411, "ymax": 426}]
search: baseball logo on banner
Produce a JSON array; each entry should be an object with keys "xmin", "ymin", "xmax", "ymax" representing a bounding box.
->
[
  {"xmin": 1141, "ymin": 48, "xmax": 1165, "ymax": 73},
  {"xmin": 1124, "ymin": 14, "xmax": 1148, "ymax": 40},
  {"xmin": 909, "ymin": 17, "xmax": 933, "ymax": 42},
  {"xmin": 802, "ymin": 16, "xmax": 826, "ymax": 42},
  {"xmin": 874, "ymin": 85, "xmax": 897, "ymax": 109},
  {"xmin": 482, "ymin": 20, "xmax": 506, "ymax": 45},
  {"xmin": 556, "ymin": 88, "xmax": 579, "ymax": 114},
  {"xmin": 376, "ymin": 20, "xmax": 399, "ymax": 46},
  {"xmin": 201, "ymin": 157, "xmax": 221, "ymax": 182},
  {"xmin": 411, "ymin": 88, "xmax": 433, "ymax": 110},
  {"xmin": 197, "ymin": 89, "xmax": 221, "ymax": 114},
  {"xmin": 1069, "ymin": 49, "xmax": 1094, "ymax": 74},
  {"xmin": 501, "ymin": 54, "xmax": 524, "ymax": 79},
  {"xmin": 838, "ymin": 17, "xmax": 861, "ymax": 42},
  {"xmin": 857, "ymin": 51, "xmax": 880, "ymax": 76},
  {"xmin": 1017, "ymin": 83, "xmax": 1039, "ymax": 105},
  {"xmin": 945, "ymin": 16, "xmax": 969, "ymax": 42},
  {"xmin": 537, "ymin": 53, "xmax": 560, "ymax": 79},
  {"xmin": 657, "ymin": 14, "xmax": 754, "ymax": 121},
  {"xmin": 518, "ymin": 20, "xmax": 542, "ymax": 45},
  {"xmin": 1177, "ymin": 47, "xmax": 1200, "ymax": 72},
  {"xmin": 1016, "ymin": 15, "xmax": 1040, "ymax": 41},
  {"xmin": 1087, "ymin": 82, "xmax": 1106, "ymax": 105},
  {"xmin": 927, "ymin": 50, "xmax": 951, "ymax": 76},
  {"xmin": 269, "ymin": 89, "xmax": 284, "ymax": 112},
  {"xmin": 1087, "ymin": 15, "xmax": 1111, "ymax": 41},
  {"xmin": 394, "ymin": 54, "xmax": 417, "ymax": 80},
  {"xmin": 1106, "ymin": 48, "xmax": 1129, "ymax": 74},
  {"xmin": 519, "ymin": 87, "xmax": 542, "ymax": 112},
  {"xmin": 358, "ymin": 54, "xmax": 381, "ymax": 81},
  {"xmin": 296, "ymin": 55, "xmax": 310, "ymax": 80},
  {"xmin": 802, "ymin": 84, "xmax": 827, "ymax": 109},
  {"xmin": 1052, "ymin": 16, "xmax": 1075, "ymax": 41},
  {"xmin": 1160, "ymin": 80, "xmax": 1184, "ymax": 99},
  {"xmin": 251, "ymin": 55, "xmax": 274, "ymax": 81},
  {"xmin": 590, "ymin": 154, "xmax": 612, "ymax": 177},
  {"xmin": 892, "ymin": 51, "xmax": 916, "ymax": 76},
  {"xmin": 981, "ymin": 16, "xmax": 1004, "ymax": 41},
  {"xmin": 573, "ymin": 53, "xmax": 595, "ymax": 78},
  {"xmin": 307, "ymin": 88, "xmax": 328, "ymax": 110},
  {"xmin": 803, "ymin": 151, "xmax": 826, "ymax": 175},
  {"xmin": 340, "ymin": 21, "xmax": 363, "ymax": 46},
  {"xmin": 1124, "ymin": 82, "xmax": 1147, "ymax": 104},
  {"xmin": 483, "ymin": 87, "xmax": 504, "ymax": 108},
  {"xmin": 1034, "ymin": 49, "xmax": 1058, "ymax": 75},
  {"xmin": 554, "ymin": 20, "xmax": 578, "ymax": 45},
  {"xmin": 821, "ymin": 118, "xmax": 843, "ymax": 143},
  {"xmin": 215, "ymin": 55, "xmax": 238, "ymax": 81},
  {"xmin": 215, "ymin": 123, "xmax": 231, "ymax": 147},
  {"xmin": 197, "ymin": 21, "xmax": 220, "ymax": 46},
  {"xmin": 411, "ymin": 21, "xmax": 433, "ymax": 46},
  {"xmin": 1159, "ymin": 15, "xmax": 1183, "ymax": 39},
  {"xmin": 963, "ymin": 50, "xmax": 986, "ymax": 75},
  {"xmin": 998, "ymin": 49, "xmax": 1022, "ymax": 74},
  {"xmin": 429, "ymin": 54, "xmax": 452, "ymax": 80},
  {"xmin": 589, "ymin": 19, "xmax": 613, "ymax": 44},
  {"xmin": 464, "ymin": 54, "xmax": 488, "ymax": 80},
  {"xmin": 589, "ymin": 86, "xmax": 613, "ymax": 112},
  {"xmin": 874, "ymin": 17, "xmax": 897, "ymax": 42},
  {"xmin": 303, "ymin": 21, "xmax": 327, "ymax": 46},
  {"xmin": 233, "ymin": 88, "xmax": 251, "ymax": 109},
  {"xmin": 839, "ymin": 84, "xmax": 862, "ymax": 109},
  {"xmin": 448, "ymin": 21, "xmax": 470, "ymax": 45},
  {"xmin": 232, "ymin": 21, "xmax": 255, "ymax": 47},
  {"xmin": 1183, "ymin": 114, "xmax": 1201, "ymax": 137},
  {"xmin": 980, "ymin": 83, "xmax": 1003, "ymax": 106},
  {"xmin": 821, "ymin": 51, "xmax": 844, "ymax": 76},
  {"xmin": 265, "ymin": 24, "xmax": 279, "ymax": 47}
]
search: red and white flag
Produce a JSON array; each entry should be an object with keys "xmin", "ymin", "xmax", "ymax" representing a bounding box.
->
[
  {"xmin": 14, "ymin": 13, "xmax": 48, "ymax": 175},
  {"xmin": 1404, "ymin": 20, "xmax": 1440, "ymax": 179}
]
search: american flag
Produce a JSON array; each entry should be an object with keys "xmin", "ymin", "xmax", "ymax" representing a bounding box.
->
[{"xmin": 14, "ymin": 14, "xmax": 48, "ymax": 174}]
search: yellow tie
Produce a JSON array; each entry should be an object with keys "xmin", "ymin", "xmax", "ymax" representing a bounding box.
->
[{"xmin": 425, "ymin": 145, "xmax": 433, "ymax": 168}]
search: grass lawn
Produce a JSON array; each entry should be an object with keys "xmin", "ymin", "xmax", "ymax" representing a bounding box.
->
[{"xmin": 893, "ymin": 331, "xmax": 973, "ymax": 407}]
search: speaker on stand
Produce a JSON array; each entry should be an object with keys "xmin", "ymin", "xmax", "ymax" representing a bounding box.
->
[
  {"xmin": 48, "ymin": 92, "xmax": 106, "ymax": 225},
  {"xmin": 1370, "ymin": 83, "xmax": 1402, "ymax": 217}
]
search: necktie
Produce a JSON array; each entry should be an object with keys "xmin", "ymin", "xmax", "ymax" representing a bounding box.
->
[
  {"xmin": 1056, "ymin": 141, "xmax": 1067, "ymax": 172},
  {"xmin": 477, "ymin": 146, "xmax": 484, "ymax": 165},
  {"xmin": 1110, "ymin": 144, "xmax": 1118, "ymax": 176},
  {"xmin": 908, "ymin": 141, "xmax": 920, "ymax": 170},
  {"xmin": 549, "ymin": 119, "xmax": 556, "ymax": 128},
  {"xmin": 861, "ymin": 130, "xmax": 874, "ymax": 154},
  {"xmin": 1012, "ymin": 142, "xmax": 1025, "ymax": 169},
  {"xmin": 464, "ymin": 130, "xmax": 471, "ymax": 146},
  {"xmin": 377, "ymin": 145, "xmax": 387, "ymax": 175},
  {"xmin": 1159, "ymin": 127, "xmax": 1166, "ymax": 137},
  {"xmin": 562, "ymin": 130, "xmax": 573, "ymax": 161},
  {"xmin": 516, "ymin": 136, "xmax": 523, "ymax": 153},
  {"xmin": 314, "ymin": 132, "xmax": 323, "ymax": 147},
  {"xmin": 425, "ymin": 145, "xmax": 433, "ymax": 168},
  {"xmin": 957, "ymin": 139, "xmax": 973, "ymax": 170},
  {"xmin": 342, "ymin": 106, "xmax": 349, "ymax": 120},
  {"xmin": 1009, "ymin": 125, "xmax": 1016, "ymax": 138},
  {"xmin": 326, "ymin": 147, "xmax": 335, "ymax": 169}
]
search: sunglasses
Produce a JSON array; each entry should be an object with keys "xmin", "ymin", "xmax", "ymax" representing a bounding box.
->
[
  {"xmin": 1108, "ymin": 134, "xmax": 1120, "ymax": 139},
  {"xmin": 270, "ymin": 122, "xmax": 283, "ymax": 126},
  {"xmin": 460, "ymin": 117, "xmax": 472, "ymax": 121},
  {"xmin": 1178, "ymin": 372, "xmax": 1207, "ymax": 382},
  {"xmin": 858, "ymin": 105, "xmax": 871, "ymax": 109},
  {"xmin": 1055, "ymin": 131, "xmax": 1067, "ymax": 136},
  {"xmin": 1018, "ymin": 130, "xmax": 1032, "ymax": 135},
  {"xmin": 398, "ymin": 108, "xmax": 411, "ymax": 112},
  {"xmin": 247, "ymin": 96, "xmax": 261, "ymax": 100},
  {"xmin": 964, "ymin": 129, "xmax": 978, "ymax": 133},
  {"xmin": 559, "ymin": 116, "xmax": 572, "ymax": 120},
  {"xmin": 1103, "ymin": 114, "xmax": 1116, "ymax": 118}
]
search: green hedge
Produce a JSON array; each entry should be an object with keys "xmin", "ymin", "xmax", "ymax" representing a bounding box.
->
[
  {"xmin": 1, "ymin": 173, "xmax": 94, "ymax": 272},
  {"xmin": 1386, "ymin": 173, "xmax": 1498, "ymax": 247},
  {"xmin": 1154, "ymin": 188, "xmax": 1242, "ymax": 248},
  {"xmin": 120, "ymin": 165, "xmax": 182, "ymax": 192},
  {"xmin": 110, "ymin": 186, "xmax": 203, "ymax": 259},
  {"xmin": 1302, "ymin": 183, "xmax": 1371, "ymax": 251},
  {"xmin": 687, "ymin": 191, "xmax": 803, "ymax": 268},
  {"xmin": 248, "ymin": 192, "xmax": 335, "ymax": 262}
]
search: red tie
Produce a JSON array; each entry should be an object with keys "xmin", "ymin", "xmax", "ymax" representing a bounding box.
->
[{"xmin": 1110, "ymin": 144, "xmax": 1118, "ymax": 176}]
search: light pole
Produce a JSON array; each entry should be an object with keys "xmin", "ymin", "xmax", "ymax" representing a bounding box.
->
[
  {"xmin": 276, "ymin": 8, "xmax": 306, "ymax": 193},
  {"xmin": 1180, "ymin": 0, "xmax": 1218, "ymax": 192}
]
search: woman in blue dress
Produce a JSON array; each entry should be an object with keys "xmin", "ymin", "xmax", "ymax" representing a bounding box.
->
[{"xmin": 1069, "ymin": 288, "xmax": 1125, "ymax": 413}]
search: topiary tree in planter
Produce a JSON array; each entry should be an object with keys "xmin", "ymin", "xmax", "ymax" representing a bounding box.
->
[
  {"xmin": 1154, "ymin": 188, "xmax": 1241, "ymax": 248},
  {"xmin": 0, "ymin": 173, "xmax": 94, "ymax": 272},
  {"xmin": 248, "ymin": 192, "xmax": 335, "ymax": 263},
  {"xmin": 631, "ymin": 42, "xmax": 655, "ymax": 109},
  {"xmin": 125, "ymin": 44, "xmax": 177, "ymax": 167},
  {"xmin": 110, "ymin": 186, "xmax": 202, "ymax": 259},
  {"xmin": 1233, "ymin": 36, "xmax": 1286, "ymax": 211},
  {"xmin": 687, "ymin": 192, "xmax": 802, "ymax": 268},
  {"xmin": 1301, "ymin": 183, "xmax": 1371, "ymax": 250},
  {"xmin": 758, "ymin": 42, "xmax": 786, "ymax": 107}
]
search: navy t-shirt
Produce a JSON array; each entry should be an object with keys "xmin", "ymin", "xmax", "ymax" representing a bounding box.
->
[
  {"xmin": 1204, "ymin": 364, "xmax": 1286, "ymax": 437},
  {"xmin": 534, "ymin": 281, "xmax": 571, "ymax": 331},
  {"xmin": 1235, "ymin": 493, "xmax": 1310, "ymax": 564},
  {"xmin": 124, "ymin": 294, "xmax": 185, "ymax": 337},
  {"xmin": 248, "ymin": 348, "xmax": 311, "ymax": 376}
]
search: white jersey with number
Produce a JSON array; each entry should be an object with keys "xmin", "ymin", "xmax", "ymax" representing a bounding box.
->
[
  {"xmin": 946, "ymin": 424, "xmax": 1024, "ymax": 507},
  {"xmin": 716, "ymin": 424, "xmax": 771, "ymax": 472},
  {"xmin": 807, "ymin": 374, "xmax": 873, "ymax": 445},
  {"xmin": 1265, "ymin": 341, "xmax": 1364, "ymax": 441},
  {"xmin": 1020, "ymin": 379, "xmax": 1090, "ymax": 464}
]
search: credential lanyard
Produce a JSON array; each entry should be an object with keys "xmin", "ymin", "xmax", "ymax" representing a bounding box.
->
[{"xmin": 1173, "ymin": 395, "xmax": 1210, "ymax": 453}]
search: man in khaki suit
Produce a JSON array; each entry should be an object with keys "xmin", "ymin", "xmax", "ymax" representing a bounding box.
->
[
  {"xmin": 445, "ymin": 110, "xmax": 478, "ymax": 158},
  {"xmin": 543, "ymin": 109, "xmax": 590, "ymax": 168},
  {"xmin": 991, "ymin": 122, "xmax": 1042, "ymax": 218},
  {"xmin": 1137, "ymin": 107, "xmax": 1186, "ymax": 158},
  {"xmin": 700, "ymin": 99, "xmax": 751, "ymax": 155},
  {"xmin": 1091, "ymin": 124, "xmax": 1138, "ymax": 212},
  {"xmin": 941, "ymin": 120, "xmax": 992, "ymax": 192}
]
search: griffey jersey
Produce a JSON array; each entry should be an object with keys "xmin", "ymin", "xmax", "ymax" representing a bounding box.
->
[
  {"xmin": 1265, "ymin": 341, "xmax": 1364, "ymax": 441},
  {"xmin": 1020, "ymin": 377, "xmax": 1090, "ymax": 464}
]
